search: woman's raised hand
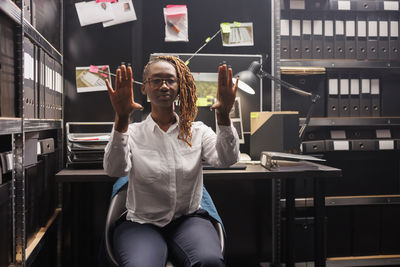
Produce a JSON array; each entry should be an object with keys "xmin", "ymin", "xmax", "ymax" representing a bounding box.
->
[
  {"xmin": 211, "ymin": 64, "xmax": 239, "ymax": 125},
  {"xmin": 105, "ymin": 64, "xmax": 143, "ymax": 118}
]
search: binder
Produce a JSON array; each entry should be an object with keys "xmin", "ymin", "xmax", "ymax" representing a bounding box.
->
[
  {"xmin": 356, "ymin": 0, "xmax": 378, "ymax": 11},
  {"xmin": 389, "ymin": 15, "xmax": 400, "ymax": 60},
  {"xmin": 367, "ymin": 13, "xmax": 379, "ymax": 59},
  {"xmin": 44, "ymin": 53, "xmax": 51, "ymax": 119},
  {"xmin": 339, "ymin": 78, "xmax": 350, "ymax": 117},
  {"xmin": 33, "ymin": 45, "xmax": 39, "ymax": 118},
  {"xmin": 360, "ymin": 78, "xmax": 371, "ymax": 117},
  {"xmin": 23, "ymin": 36, "xmax": 35, "ymax": 119},
  {"xmin": 323, "ymin": 15, "xmax": 335, "ymax": 59},
  {"xmin": 290, "ymin": 18, "xmax": 302, "ymax": 58},
  {"xmin": 327, "ymin": 78, "xmax": 339, "ymax": 117},
  {"xmin": 350, "ymin": 78, "xmax": 360, "ymax": 117},
  {"xmin": 351, "ymin": 140, "xmax": 376, "ymax": 151},
  {"xmin": 370, "ymin": 78, "xmax": 380, "ymax": 117},
  {"xmin": 301, "ymin": 19, "xmax": 312, "ymax": 58},
  {"xmin": 54, "ymin": 61, "xmax": 62, "ymax": 119},
  {"xmin": 345, "ymin": 18, "xmax": 356, "ymax": 59},
  {"xmin": 335, "ymin": 18, "xmax": 346, "ymax": 59},
  {"xmin": 38, "ymin": 48, "xmax": 45, "ymax": 119},
  {"xmin": 312, "ymin": 17, "xmax": 324, "ymax": 58},
  {"xmin": 378, "ymin": 20, "xmax": 389, "ymax": 59},
  {"xmin": 302, "ymin": 140, "xmax": 326, "ymax": 153},
  {"xmin": 281, "ymin": 17, "xmax": 291, "ymax": 59},
  {"xmin": 356, "ymin": 13, "xmax": 368, "ymax": 60}
]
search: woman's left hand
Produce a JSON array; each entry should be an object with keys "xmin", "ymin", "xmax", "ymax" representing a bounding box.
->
[{"xmin": 211, "ymin": 64, "xmax": 239, "ymax": 125}]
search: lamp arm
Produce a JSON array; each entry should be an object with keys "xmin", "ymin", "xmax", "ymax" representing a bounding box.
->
[
  {"xmin": 299, "ymin": 94, "xmax": 321, "ymax": 140},
  {"xmin": 258, "ymin": 70, "xmax": 312, "ymax": 97}
]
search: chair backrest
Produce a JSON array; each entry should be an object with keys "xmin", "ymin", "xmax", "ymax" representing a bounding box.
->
[
  {"xmin": 105, "ymin": 183, "xmax": 225, "ymax": 267},
  {"xmin": 105, "ymin": 183, "xmax": 128, "ymax": 267}
]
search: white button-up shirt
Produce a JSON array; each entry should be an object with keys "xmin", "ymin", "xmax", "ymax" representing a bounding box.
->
[{"xmin": 104, "ymin": 113, "xmax": 240, "ymax": 227}]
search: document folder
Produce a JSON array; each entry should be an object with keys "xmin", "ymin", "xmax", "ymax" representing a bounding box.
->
[
  {"xmin": 290, "ymin": 19, "xmax": 302, "ymax": 58},
  {"xmin": 312, "ymin": 17, "xmax": 324, "ymax": 58},
  {"xmin": 38, "ymin": 48, "xmax": 46, "ymax": 119},
  {"xmin": 339, "ymin": 78, "xmax": 350, "ymax": 117},
  {"xmin": 323, "ymin": 17, "xmax": 334, "ymax": 59},
  {"xmin": 281, "ymin": 16, "xmax": 291, "ymax": 58},
  {"xmin": 327, "ymin": 78, "xmax": 339, "ymax": 117},
  {"xmin": 345, "ymin": 19, "xmax": 357, "ymax": 59},
  {"xmin": 360, "ymin": 79, "xmax": 371, "ymax": 117},
  {"xmin": 370, "ymin": 79, "xmax": 380, "ymax": 117},
  {"xmin": 389, "ymin": 17, "xmax": 400, "ymax": 60},
  {"xmin": 334, "ymin": 19, "xmax": 346, "ymax": 59},
  {"xmin": 350, "ymin": 78, "xmax": 360, "ymax": 117},
  {"xmin": 378, "ymin": 20, "xmax": 390, "ymax": 59},
  {"xmin": 301, "ymin": 19, "xmax": 312, "ymax": 59},
  {"xmin": 23, "ymin": 36, "xmax": 35, "ymax": 119},
  {"xmin": 356, "ymin": 15, "xmax": 368, "ymax": 60},
  {"xmin": 367, "ymin": 15, "xmax": 379, "ymax": 59}
]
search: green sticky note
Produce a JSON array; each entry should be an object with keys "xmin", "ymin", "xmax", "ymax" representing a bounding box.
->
[
  {"xmin": 205, "ymin": 37, "xmax": 211, "ymax": 43},
  {"xmin": 251, "ymin": 112, "xmax": 259, "ymax": 118},
  {"xmin": 233, "ymin": 21, "xmax": 241, "ymax": 27},
  {"xmin": 220, "ymin": 23, "xmax": 231, "ymax": 33}
]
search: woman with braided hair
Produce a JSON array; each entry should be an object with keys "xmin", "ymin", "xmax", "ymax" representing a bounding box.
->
[{"xmin": 104, "ymin": 56, "xmax": 240, "ymax": 267}]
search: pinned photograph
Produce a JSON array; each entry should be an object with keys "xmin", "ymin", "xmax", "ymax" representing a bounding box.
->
[
  {"xmin": 75, "ymin": 65, "xmax": 111, "ymax": 93},
  {"xmin": 103, "ymin": 0, "xmax": 137, "ymax": 27},
  {"xmin": 220, "ymin": 22, "xmax": 254, "ymax": 47},
  {"xmin": 75, "ymin": 1, "xmax": 114, "ymax": 27}
]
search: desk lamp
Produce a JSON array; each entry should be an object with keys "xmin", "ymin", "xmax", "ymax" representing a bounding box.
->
[{"xmin": 235, "ymin": 61, "xmax": 321, "ymax": 140}]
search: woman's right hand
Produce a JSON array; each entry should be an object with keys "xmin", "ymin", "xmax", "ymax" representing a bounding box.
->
[{"xmin": 105, "ymin": 64, "xmax": 143, "ymax": 118}]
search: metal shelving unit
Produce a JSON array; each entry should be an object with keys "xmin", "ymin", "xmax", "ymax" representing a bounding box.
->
[{"xmin": 0, "ymin": 0, "xmax": 63, "ymax": 266}]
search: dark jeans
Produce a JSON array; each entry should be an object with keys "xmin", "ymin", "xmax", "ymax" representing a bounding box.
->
[{"xmin": 113, "ymin": 209, "xmax": 225, "ymax": 267}]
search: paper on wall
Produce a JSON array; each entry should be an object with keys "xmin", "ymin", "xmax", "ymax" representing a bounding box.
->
[
  {"xmin": 103, "ymin": 0, "xmax": 137, "ymax": 27},
  {"xmin": 75, "ymin": 1, "xmax": 114, "ymax": 27}
]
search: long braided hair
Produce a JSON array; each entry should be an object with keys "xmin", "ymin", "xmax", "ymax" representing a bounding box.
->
[{"xmin": 143, "ymin": 56, "xmax": 198, "ymax": 147}]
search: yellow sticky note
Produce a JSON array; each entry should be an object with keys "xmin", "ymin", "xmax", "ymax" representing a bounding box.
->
[
  {"xmin": 205, "ymin": 37, "xmax": 211, "ymax": 43},
  {"xmin": 184, "ymin": 60, "xmax": 190, "ymax": 65},
  {"xmin": 220, "ymin": 23, "xmax": 231, "ymax": 33},
  {"xmin": 196, "ymin": 97, "xmax": 209, "ymax": 107},
  {"xmin": 233, "ymin": 21, "xmax": 241, "ymax": 27},
  {"xmin": 251, "ymin": 112, "xmax": 259, "ymax": 118}
]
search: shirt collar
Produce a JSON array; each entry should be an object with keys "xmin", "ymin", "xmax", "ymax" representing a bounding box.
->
[{"xmin": 146, "ymin": 112, "xmax": 179, "ymax": 133}]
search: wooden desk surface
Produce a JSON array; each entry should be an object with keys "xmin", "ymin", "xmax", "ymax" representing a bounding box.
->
[{"xmin": 56, "ymin": 162, "xmax": 341, "ymax": 183}]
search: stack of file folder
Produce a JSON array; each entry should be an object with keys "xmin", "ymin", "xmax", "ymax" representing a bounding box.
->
[{"xmin": 66, "ymin": 122, "xmax": 113, "ymax": 168}]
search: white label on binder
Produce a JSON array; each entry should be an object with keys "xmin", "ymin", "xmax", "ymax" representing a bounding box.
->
[
  {"xmin": 292, "ymin": 20, "xmax": 301, "ymax": 36},
  {"xmin": 350, "ymin": 79, "xmax": 360, "ymax": 95},
  {"xmin": 314, "ymin": 20, "xmax": 323, "ymax": 35},
  {"xmin": 371, "ymin": 79, "xmax": 380, "ymax": 95},
  {"xmin": 336, "ymin": 20, "xmax": 344, "ymax": 35},
  {"xmin": 368, "ymin": 21, "xmax": 378, "ymax": 37},
  {"xmin": 303, "ymin": 20, "xmax": 312, "ymax": 35},
  {"xmin": 384, "ymin": 1, "xmax": 399, "ymax": 10},
  {"xmin": 338, "ymin": 1, "xmax": 351, "ymax": 10},
  {"xmin": 376, "ymin": 129, "xmax": 391, "ymax": 138},
  {"xmin": 325, "ymin": 20, "xmax": 334, "ymax": 36},
  {"xmin": 379, "ymin": 21, "xmax": 389, "ymax": 37},
  {"xmin": 346, "ymin": 21, "xmax": 355, "ymax": 37},
  {"xmin": 281, "ymin": 20, "xmax": 290, "ymax": 36},
  {"xmin": 290, "ymin": 0, "xmax": 305, "ymax": 9},
  {"xmin": 358, "ymin": 21, "xmax": 367, "ymax": 37},
  {"xmin": 329, "ymin": 79, "xmax": 339, "ymax": 95},
  {"xmin": 340, "ymin": 79, "xmax": 349, "ymax": 94},
  {"xmin": 390, "ymin": 21, "xmax": 399, "ymax": 37},
  {"xmin": 361, "ymin": 79, "xmax": 370, "ymax": 94},
  {"xmin": 379, "ymin": 140, "xmax": 394, "ymax": 150},
  {"xmin": 333, "ymin": 141, "xmax": 349, "ymax": 151}
]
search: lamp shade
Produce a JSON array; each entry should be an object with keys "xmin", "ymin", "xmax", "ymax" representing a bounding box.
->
[{"xmin": 233, "ymin": 61, "xmax": 262, "ymax": 95}]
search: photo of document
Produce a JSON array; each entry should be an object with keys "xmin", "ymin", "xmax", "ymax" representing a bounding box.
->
[{"xmin": 75, "ymin": 65, "xmax": 110, "ymax": 93}]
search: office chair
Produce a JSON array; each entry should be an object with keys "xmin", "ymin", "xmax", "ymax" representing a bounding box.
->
[{"xmin": 105, "ymin": 183, "xmax": 225, "ymax": 267}]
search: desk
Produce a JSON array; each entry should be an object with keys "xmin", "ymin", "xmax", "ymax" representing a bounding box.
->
[{"xmin": 56, "ymin": 162, "xmax": 341, "ymax": 267}]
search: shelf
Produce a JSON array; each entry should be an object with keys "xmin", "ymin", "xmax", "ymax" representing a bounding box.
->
[
  {"xmin": 0, "ymin": 117, "xmax": 21, "ymax": 135},
  {"xmin": 24, "ymin": 208, "xmax": 61, "ymax": 267},
  {"xmin": 281, "ymin": 59, "xmax": 400, "ymax": 72},
  {"xmin": 300, "ymin": 117, "xmax": 400, "ymax": 127},
  {"xmin": 0, "ymin": 0, "xmax": 62, "ymax": 63},
  {"xmin": 326, "ymin": 255, "xmax": 400, "ymax": 266},
  {"xmin": 23, "ymin": 119, "xmax": 62, "ymax": 132}
]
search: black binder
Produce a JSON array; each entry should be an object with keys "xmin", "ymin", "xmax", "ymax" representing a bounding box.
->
[
  {"xmin": 38, "ymin": 48, "xmax": 46, "ymax": 119},
  {"xmin": 360, "ymin": 78, "xmax": 371, "ymax": 117},
  {"xmin": 367, "ymin": 13, "xmax": 379, "ymax": 60},
  {"xmin": 301, "ymin": 19, "xmax": 312, "ymax": 59},
  {"xmin": 281, "ymin": 14, "xmax": 291, "ymax": 59},
  {"xmin": 339, "ymin": 78, "xmax": 350, "ymax": 117},
  {"xmin": 54, "ymin": 61, "xmax": 62, "ymax": 119},
  {"xmin": 355, "ymin": 0, "xmax": 378, "ymax": 11},
  {"xmin": 356, "ymin": 13, "xmax": 368, "ymax": 60},
  {"xmin": 370, "ymin": 78, "xmax": 380, "ymax": 117},
  {"xmin": 378, "ymin": 20, "xmax": 390, "ymax": 59},
  {"xmin": 323, "ymin": 14, "xmax": 334, "ymax": 59},
  {"xmin": 290, "ymin": 17, "xmax": 302, "ymax": 58},
  {"xmin": 23, "ymin": 36, "xmax": 35, "ymax": 119},
  {"xmin": 327, "ymin": 78, "xmax": 339, "ymax": 117},
  {"xmin": 345, "ymin": 16, "xmax": 356, "ymax": 59},
  {"xmin": 312, "ymin": 16, "xmax": 324, "ymax": 58},
  {"xmin": 334, "ymin": 17, "xmax": 346, "ymax": 59},
  {"xmin": 350, "ymin": 78, "xmax": 360, "ymax": 117},
  {"xmin": 389, "ymin": 15, "xmax": 400, "ymax": 60}
]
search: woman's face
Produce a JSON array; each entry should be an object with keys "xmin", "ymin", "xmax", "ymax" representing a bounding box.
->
[{"xmin": 142, "ymin": 61, "xmax": 179, "ymax": 108}]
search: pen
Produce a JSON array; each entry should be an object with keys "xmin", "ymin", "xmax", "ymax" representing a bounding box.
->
[{"xmin": 167, "ymin": 20, "xmax": 180, "ymax": 33}]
